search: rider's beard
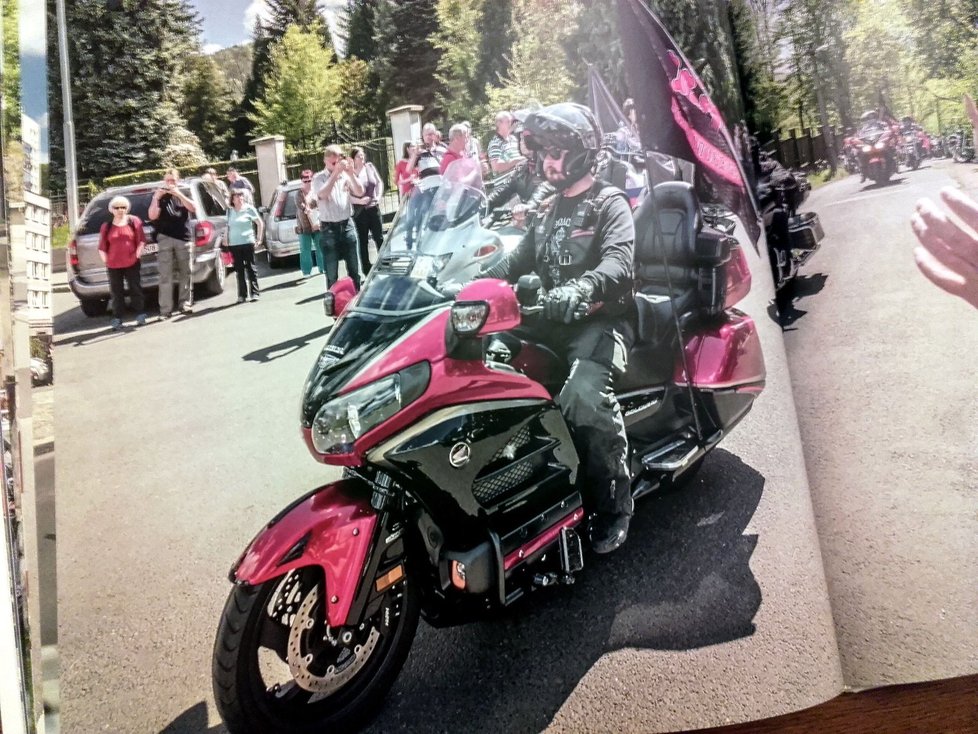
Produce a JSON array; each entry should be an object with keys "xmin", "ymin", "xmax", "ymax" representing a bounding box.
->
[{"xmin": 544, "ymin": 164, "xmax": 566, "ymax": 186}]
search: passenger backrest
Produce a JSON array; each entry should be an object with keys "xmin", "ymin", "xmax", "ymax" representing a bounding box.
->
[{"xmin": 632, "ymin": 182, "xmax": 733, "ymax": 323}]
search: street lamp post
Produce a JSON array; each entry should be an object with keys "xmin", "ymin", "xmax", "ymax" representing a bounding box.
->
[{"xmin": 56, "ymin": 0, "xmax": 80, "ymax": 230}]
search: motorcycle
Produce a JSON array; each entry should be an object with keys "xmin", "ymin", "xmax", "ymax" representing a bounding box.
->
[
  {"xmin": 900, "ymin": 128, "xmax": 922, "ymax": 170},
  {"xmin": 751, "ymin": 158, "xmax": 822, "ymax": 292},
  {"xmin": 212, "ymin": 159, "xmax": 766, "ymax": 733},
  {"xmin": 855, "ymin": 124, "xmax": 898, "ymax": 184},
  {"xmin": 841, "ymin": 135, "xmax": 862, "ymax": 174},
  {"xmin": 947, "ymin": 127, "xmax": 975, "ymax": 163}
]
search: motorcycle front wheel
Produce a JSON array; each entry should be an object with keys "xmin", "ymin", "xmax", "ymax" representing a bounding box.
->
[{"xmin": 213, "ymin": 566, "xmax": 420, "ymax": 734}]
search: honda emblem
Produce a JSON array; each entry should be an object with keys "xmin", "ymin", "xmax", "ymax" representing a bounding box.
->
[{"xmin": 449, "ymin": 442, "xmax": 471, "ymax": 468}]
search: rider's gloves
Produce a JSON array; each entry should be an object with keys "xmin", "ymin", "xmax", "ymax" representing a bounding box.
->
[{"xmin": 544, "ymin": 280, "xmax": 594, "ymax": 324}]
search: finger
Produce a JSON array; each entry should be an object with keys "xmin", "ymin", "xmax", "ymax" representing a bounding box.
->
[
  {"xmin": 914, "ymin": 246, "xmax": 978, "ymax": 308},
  {"xmin": 911, "ymin": 213, "xmax": 975, "ymax": 271},
  {"xmin": 912, "ymin": 200, "xmax": 978, "ymax": 267},
  {"xmin": 939, "ymin": 187, "xmax": 978, "ymax": 230}
]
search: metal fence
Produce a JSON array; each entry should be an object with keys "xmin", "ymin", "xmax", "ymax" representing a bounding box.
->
[
  {"xmin": 769, "ymin": 127, "xmax": 842, "ymax": 170},
  {"xmin": 284, "ymin": 137, "xmax": 400, "ymax": 220}
]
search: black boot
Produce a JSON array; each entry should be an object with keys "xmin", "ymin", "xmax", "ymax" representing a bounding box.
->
[{"xmin": 589, "ymin": 512, "xmax": 631, "ymax": 554}]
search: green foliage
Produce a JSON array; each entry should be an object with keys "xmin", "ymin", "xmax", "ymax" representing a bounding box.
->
[
  {"xmin": 337, "ymin": 58, "xmax": 380, "ymax": 131},
  {"xmin": 160, "ymin": 126, "xmax": 209, "ymax": 168},
  {"xmin": 342, "ymin": 0, "xmax": 379, "ymax": 61},
  {"xmin": 180, "ymin": 54, "xmax": 235, "ymax": 158},
  {"xmin": 483, "ymin": 0, "xmax": 579, "ymax": 125},
  {"xmin": 51, "ymin": 224, "xmax": 71, "ymax": 251},
  {"xmin": 373, "ymin": 0, "xmax": 444, "ymax": 117},
  {"xmin": 434, "ymin": 0, "xmax": 485, "ymax": 123},
  {"xmin": 249, "ymin": 26, "xmax": 342, "ymax": 147},
  {"xmin": 565, "ymin": 0, "xmax": 627, "ymax": 105},
  {"xmin": 212, "ymin": 44, "xmax": 254, "ymax": 103},
  {"xmin": 47, "ymin": 0, "xmax": 201, "ymax": 187},
  {"xmin": 102, "ymin": 156, "xmax": 258, "ymax": 188},
  {"xmin": 2, "ymin": 0, "xmax": 20, "ymax": 139}
]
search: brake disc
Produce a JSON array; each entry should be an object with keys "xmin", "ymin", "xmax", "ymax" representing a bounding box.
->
[{"xmin": 286, "ymin": 585, "xmax": 381, "ymax": 694}]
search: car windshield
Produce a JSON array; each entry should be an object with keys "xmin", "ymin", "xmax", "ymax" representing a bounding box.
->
[
  {"xmin": 77, "ymin": 186, "xmax": 191, "ymax": 237},
  {"xmin": 353, "ymin": 158, "xmax": 506, "ymax": 314}
]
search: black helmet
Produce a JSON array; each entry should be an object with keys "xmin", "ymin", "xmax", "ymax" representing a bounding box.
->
[
  {"xmin": 860, "ymin": 110, "xmax": 878, "ymax": 123},
  {"xmin": 522, "ymin": 103, "xmax": 602, "ymax": 189}
]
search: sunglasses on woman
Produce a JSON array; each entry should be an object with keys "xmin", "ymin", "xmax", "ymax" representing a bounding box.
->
[{"xmin": 112, "ymin": 206, "xmax": 128, "ymax": 211}]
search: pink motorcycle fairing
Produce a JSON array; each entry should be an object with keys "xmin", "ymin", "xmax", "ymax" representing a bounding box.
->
[
  {"xmin": 673, "ymin": 310, "xmax": 766, "ymax": 390},
  {"xmin": 230, "ymin": 478, "xmax": 377, "ymax": 628}
]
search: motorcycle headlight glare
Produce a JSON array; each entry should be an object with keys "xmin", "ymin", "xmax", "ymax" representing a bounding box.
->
[
  {"xmin": 874, "ymin": 142, "xmax": 886, "ymax": 150},
  {"xmin": 311, "ymin": 362, "xmax": 431, "ymax": 454},
  {"xmin": 862, "ymin": 145, "xmax": 872, "ymax": 153}
]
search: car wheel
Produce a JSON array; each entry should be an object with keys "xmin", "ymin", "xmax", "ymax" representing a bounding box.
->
[
  {"xmin": 79, "ymin": 298, "xmax": 109, "ymax": 317},
  {"xmin": 203, "ymin": 256, "xmax": 226, "ymax": 296}
]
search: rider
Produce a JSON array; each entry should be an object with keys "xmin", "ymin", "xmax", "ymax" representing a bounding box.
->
[{"xmin": 481, "ymin": 102, "xmax": 636, "ymax": 554}]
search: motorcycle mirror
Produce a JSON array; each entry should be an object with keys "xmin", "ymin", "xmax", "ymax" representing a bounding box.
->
[{"xmin": 516, "ymin": 274, "xmax": 541, "ymax": 307}]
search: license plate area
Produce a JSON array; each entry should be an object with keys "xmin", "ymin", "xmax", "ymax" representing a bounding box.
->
[{"xmin": 143, "ymin": 243, "xmax": 159, "ymax": 255}]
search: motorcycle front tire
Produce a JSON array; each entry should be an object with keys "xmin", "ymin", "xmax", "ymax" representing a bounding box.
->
[{"xmin": 212, "ymin": 568, "xmax": 421, "ymax": 734}]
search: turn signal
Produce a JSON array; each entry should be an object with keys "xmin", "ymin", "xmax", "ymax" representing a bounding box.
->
[
  {"xmin": 451, "ymin": 302, "xmax": 489, "ymax": 335},
  {"xmin": 450, "ymin": 560, "xmax": 467, "ymax": 589},
  {"xmin": 375, "ymin": 564, "xmax": 405, "ymax": 593}
]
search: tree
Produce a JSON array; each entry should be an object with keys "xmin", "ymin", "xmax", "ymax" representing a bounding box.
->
[
  {"xmin": 341, "ymin": 0, "xmax": 379, "ymax": 61},
  {"xmin": 433, "ymin": 0, "xmax": 484, "ymax": 122},
  {"xmin": 180, "ymin": 54, "xmax": 235, "ymax": 158},
  {"xmin": 47, "ymin": 0, "xmax": 200, "ymax": 186},
  {"xmin": 2, "ymin": 0, "xmax": 20, "ymax": 140},
  {"xmin": 160, "ymin": 126, "xmax": 209, "ymax": 168},
  {"xmin": 249, "ymin": 26, "xmax": 342, "ymax": 148},
  {"xmin": 212, "ymin": 44, "xmax": 254, "ymax": 102},
  {"xmin": 336, "ymin": 58, "xmax": 380, "ymax": 133},
  {"xmin": 475, "ymin": 0, "xmax": 513, "ymax": 92},
  {"xmin": 483, "ymin": 0, "xmax": 579, "ymax": 120},
  {"xmin": 373, "ymin": 0, "xmax": 444, "ymax": 117}
]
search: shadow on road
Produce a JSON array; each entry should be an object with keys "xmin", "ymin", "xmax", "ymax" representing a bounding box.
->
[
  {"xmin": 160, "ymin": 449, "xmax": 764, "ymax": 734},
  {"xmin": 769, "ymin": 273, "xmax": 829, "ymax": 330},
  {"xmin": 242, "ymin": 326, "xmax": 333, "ymax": 364},
  {"xmin": 859, "ymin": 176, "xmax": 907, "ymax": 191},
  {"xmin": 295, "ymin": 293, "xmax": 326, "ymax": 306}
]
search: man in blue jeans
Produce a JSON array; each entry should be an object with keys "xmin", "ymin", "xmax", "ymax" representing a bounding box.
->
[{"xmin": 312, "ymin": 145, "xmax": 365, "ymax": 292}]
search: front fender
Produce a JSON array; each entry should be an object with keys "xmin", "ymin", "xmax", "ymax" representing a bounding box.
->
[{"xmin": 230, "ymin": 478, "xmax": 377, "ymax": 628}]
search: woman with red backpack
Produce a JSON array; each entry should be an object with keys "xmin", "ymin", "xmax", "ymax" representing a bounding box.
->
[{"xmin": 98, "ymin": 195, "xmax": 147, "ymax": 330}]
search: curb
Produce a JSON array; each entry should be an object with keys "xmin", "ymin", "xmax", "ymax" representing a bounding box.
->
[{"xmin": 34, "ymin": 441, "xmax": 54, "ymax": 456}]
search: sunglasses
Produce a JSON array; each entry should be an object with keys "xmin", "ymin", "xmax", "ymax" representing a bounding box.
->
[
  {"xmin": 112, "ymin": 206, "xmax": 128, "ymax": 211},
  {"xmin": 301, "ymin": 177, "xmax": 312, "ymax": 182},
  {"xmin": 538, "ymin": 146, "xmax": 565, "ymax": 161}
]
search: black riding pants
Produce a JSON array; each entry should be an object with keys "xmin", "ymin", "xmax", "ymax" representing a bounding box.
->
[{"xmin": 521, "ymin": 315, "xmax": 635, "ymax": 518}]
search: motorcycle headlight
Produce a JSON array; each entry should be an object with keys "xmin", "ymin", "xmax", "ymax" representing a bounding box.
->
[
  {"xmin": 862, "ymin": 145, "xmax": 872, "ymax": 153},
  {"xmin": 311, "ymin": 362, "xmax": 430, "ymax": 454},
  {"xmin": 874, "ymin": 142, "xmax": 886, "ymax": 150}
]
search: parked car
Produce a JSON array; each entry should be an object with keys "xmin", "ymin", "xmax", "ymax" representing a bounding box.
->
[
  {"xmin": 261, "ymin": 179, "xmax": 314, "ymax": 269},
  {"xmin": 68, "ymin": 178, "xmax": 229, "ymax": 317}
]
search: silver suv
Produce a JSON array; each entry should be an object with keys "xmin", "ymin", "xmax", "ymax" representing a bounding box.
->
[
  {"xmin": 68, "ymin": 178, "xmax": 229, "ymax": 317},
  {"xmin": 262, "ymin": 179, "xmax": 315, "ymax": 268}
]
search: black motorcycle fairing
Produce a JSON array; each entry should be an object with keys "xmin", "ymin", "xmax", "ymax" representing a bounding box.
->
[
  {"xmin": 301, "ymin": 308, "xmax": 433, "ymax": 427},
  {"xmin": 374, "ymin": 402, "xmax": 579, "ymax": 543}
]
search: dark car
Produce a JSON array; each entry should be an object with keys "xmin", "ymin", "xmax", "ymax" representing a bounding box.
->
[{"xmin": 68, "ymin": 178, "xmax": 229, "ymax": 317}]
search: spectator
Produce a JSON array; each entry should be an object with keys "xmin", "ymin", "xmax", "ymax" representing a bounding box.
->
[
  {"xmin": 313, "ymin": 145, "xmax": 365, "ymax": 292},
  {"xmin": 205, "ymin": 166, "xmax": 230, "ymax": 204},
  {"xmin": 295, "ymin": 169, "xmax": 322, "ymax": 280},
  {"xmin": 423, "ymin": 123, "xmax": 447, "ymax": 160},
  {"xmin": 439, "ymin": 124, "xmax": 469, "ymax": 174},
  {"xmin": 148, "ymin": 168, "xmax": 197, "ymax": 319},
  {"xmin": 911, "ymin": 187, "xmax": 978, "ymax": 310},
  {"xmin": 395, "ymin": 142, "xmax": 419, "ymax": 200},
  {"xmin": 408, "ymin": 123, "xmax": 446, "ymax": 182},
  {"xmin": 98, "ymin": 194, "xmax": 147, "ymax": 329},
  {"xmin": 226, "ymin": 166, "xmax": 255, "ymax": 205},
  {"xmin": 460, "ymin": 121, "xmax": 489, "ymax": 177},
  {"xmin": 487, "ymin": 111, "xmax": 525, "ymax": 176},
  {"xmin": 227, "ymin": 190, "xmax": 264, "ymax": 303},
  {"xmin": 350, "ymin": 146, "xmax": 384, "ymax": 276}
]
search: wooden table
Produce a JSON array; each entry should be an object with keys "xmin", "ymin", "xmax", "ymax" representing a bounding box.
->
[{"xmin": 703, "ymin": 675, "xmax": 977, "ymax": 733}]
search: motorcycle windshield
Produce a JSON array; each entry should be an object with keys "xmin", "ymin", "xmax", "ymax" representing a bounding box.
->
[{"xmin": 354, "ymin": 158, "xmax": 502, "ymax": 315}]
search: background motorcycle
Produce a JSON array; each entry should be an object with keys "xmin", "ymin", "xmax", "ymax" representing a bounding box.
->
[
  {"xmin": 856, "ymin": 125, "xmax": 898, "ymax": 184},
  {"xmin": 212, "ymin": 160, "xmax": 766, "ymax": 734}
]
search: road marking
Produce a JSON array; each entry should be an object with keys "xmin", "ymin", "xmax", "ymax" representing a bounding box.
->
[{"xmin": 833, "ymin": 185, "xmax": 931, "ymax": 207}]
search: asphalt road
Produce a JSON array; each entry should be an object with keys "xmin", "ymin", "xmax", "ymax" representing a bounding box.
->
[
  {"xmin": 781, "ymin": 158, "xmax": 978, "ymax": 689},
  {"xmin": 54, "ymin": 235, "xmax": 839, "ymax": 732}
]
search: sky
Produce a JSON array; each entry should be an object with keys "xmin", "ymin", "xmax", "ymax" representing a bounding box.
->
[
  {"xmin": 194, "ymin": 0, "xmax": 346, "ymax": 55},
  {"xmin": 21, "ymin": 0, "xmax": 47, "ymax": 160},
  {"xmin": 18, "ymin": 0, "xmax": 347, "ymax": 165}
]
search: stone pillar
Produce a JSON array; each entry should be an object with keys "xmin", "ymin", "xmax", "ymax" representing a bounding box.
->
[
  {"xmin": 249, "ymin": 135, "xmax": 287, "ymax": 208},
  {"xmin": 387, "ymin": 105, "xmax": 424, "ymax": 167}
]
